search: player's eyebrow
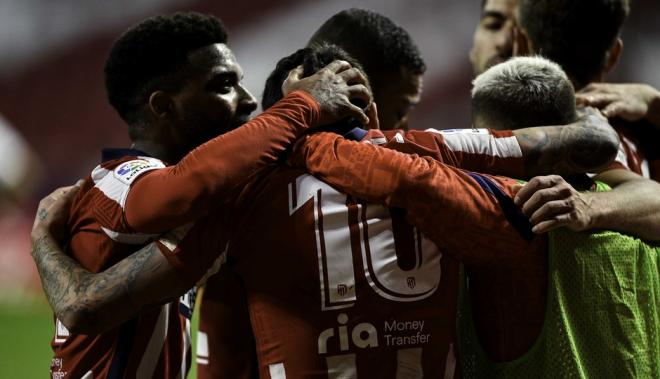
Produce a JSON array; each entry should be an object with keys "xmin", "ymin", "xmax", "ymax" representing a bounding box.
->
[
  {"xmin": 208, "ymin": 71, "xmax": 239, "ymax": 84},
  {"xmin": 481, "ymin": 10, "xmax": 506, "ymax": 20}
]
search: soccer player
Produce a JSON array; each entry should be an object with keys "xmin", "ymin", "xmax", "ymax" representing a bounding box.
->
[
  {"xmin": 198, "ymin": 12, "xmax": 428, "ymax": 376},
  {"xmin": 36, "ymin": 11, "xmax": 372, "ymax": 378},
  {"xmin": 196, "ymin": 10, "xmax": 620, "ymax": 373},
  {"xmin": 32, "ymin": 44, "xmax": 619, "ymax": 378},
  {"xmin": 471, "ymin": 56, "xmax": 577, "ymax": 131},
  {"xmin": 308, "ymin": 8, "xmax": 425, "ymax": 131},
  {"xmin": 290, "ymin": 57, "xmax": 660, "ymax": 378},
  {"xmin": 469, "ymin": 0, "xmax": 660, "ymax": 241}
]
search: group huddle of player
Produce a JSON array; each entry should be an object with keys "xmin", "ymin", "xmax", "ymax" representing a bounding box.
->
[{"xmin": 30, "ymin": 0, "xmax": 660, "ymax": 378}]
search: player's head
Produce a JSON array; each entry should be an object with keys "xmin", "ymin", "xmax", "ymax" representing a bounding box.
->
[
  {"xmin": 516, "ymin": 0, "xmax": 629, "ymax": 89},
  {"xmin": 309, "ymin": 8, "xmax": 425, "ymax": 130},
  {"xmin": 471, "ymin": 56, "xmax": 577, "ymax": 130},
  {"xmin": 470, "ymin": 0, "xmax": 518, "ymax": 76},
  {"xmin": 262, "ymin": 43, "xmax": 369, "ymax": 111},
  {"xmin": 104, "ymin": 12, "xmax": 257, "ymax": 161}
]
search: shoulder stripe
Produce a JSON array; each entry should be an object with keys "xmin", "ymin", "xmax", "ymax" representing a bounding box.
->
[
  {"xmin": 269, "ymin": 363, "xmax": 287, "ymax": 379},
  {"xmin": 95, "ymin": 173, "xmax": 131, "ymax": 208},
  {"xmin": 91, "ymin": 166, "xmax": 111, "ymax": 183},
  {"xmin": 425, "ymin": 128, "xmax": 522, "ymax": 158}
]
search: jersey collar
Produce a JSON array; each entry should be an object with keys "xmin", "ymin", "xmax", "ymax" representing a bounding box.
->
[{"xmin": 101, "ymin": 148, "xmax": 150, "ymax": 163}]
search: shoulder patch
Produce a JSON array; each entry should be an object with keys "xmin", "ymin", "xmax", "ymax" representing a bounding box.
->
[{"xmin": 113, "ymin": 157, "xmax": 165, "ymax": 185}]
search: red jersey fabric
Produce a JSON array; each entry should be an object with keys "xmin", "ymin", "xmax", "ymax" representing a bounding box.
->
[
  {"xmin": 50, "ymin": 91, "xmax": 320, "ymax": 379},
  {"xmin": 184, "ymin": 128, "xmax": 534, "ymax": 377},
  {"xmin": 296, "ymin": 132, "xmax": 548, "ymax": 362}
]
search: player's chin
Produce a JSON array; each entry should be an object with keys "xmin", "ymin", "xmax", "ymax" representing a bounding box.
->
[{"xmin": 229, "ymin": 115, "xmax": 252, "ymax": 131}]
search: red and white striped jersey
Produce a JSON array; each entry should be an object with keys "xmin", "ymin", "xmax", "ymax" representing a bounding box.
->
[
  {"xmin": 54, "ymin": 153, "xmax": 195, "ymax": 379},
  {"xmin": 49, "ymin": 91, "xmax": 321, "ymax": 379},
  {"xmin": 188, "ymin": 127, "xmax": 533, "ymax": 378}
]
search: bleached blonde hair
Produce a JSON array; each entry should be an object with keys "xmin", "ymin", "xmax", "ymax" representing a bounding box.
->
[{"xmin": 471, "ymin": 56, "xmax": 576, "ymax": 130}]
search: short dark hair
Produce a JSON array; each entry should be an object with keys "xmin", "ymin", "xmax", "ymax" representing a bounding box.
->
[
  {"xmin": 308, "ymin": 8, "xmax": 426, "ymax": 77},
  {"xmin": 262, "ymin": 43, "xmax": 367, "ymax": 111},
  {"xmin": 104, "ymin": 12, "xmax": 228, "ymax": 126},
  {"xmin": 518, "ymin": 0, "xmax": 630, "ymax": 89},
  {"xmin": 471, "ymin": 56, "xmax": 577, "ymax": 129}
]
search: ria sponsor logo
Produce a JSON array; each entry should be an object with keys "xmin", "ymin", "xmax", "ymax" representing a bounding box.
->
[
  {"xmin": 318, "ymin": 314, "xmax": 431, "ymax": 354},
  {"xmin": 317, "ymin": 313, "xmax": 378, "ymax": 354}
]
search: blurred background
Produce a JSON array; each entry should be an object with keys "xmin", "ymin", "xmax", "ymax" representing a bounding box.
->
[{"xmin": 0, "ymin": 0, "xmax": 658, "ymax": 376}]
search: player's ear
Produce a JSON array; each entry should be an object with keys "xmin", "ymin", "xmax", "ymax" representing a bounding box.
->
[
  {"xmin": 147, "ymin": 91, "xmax": 174, "ymax": 119},
  {"xmin": 603, "ymin": 38, "xmax": 623, "ymax": 74},
  {"xmin": 513, "ymin": 26, "xmax": 533, "ymax": 57}
]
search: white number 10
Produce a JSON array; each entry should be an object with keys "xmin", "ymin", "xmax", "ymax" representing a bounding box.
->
[{"xmin": 288, "ymin": 174, "xmax": 442, "ymax": 311}]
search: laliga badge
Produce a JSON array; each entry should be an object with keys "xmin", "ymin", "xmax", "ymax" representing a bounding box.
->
[{"xmin": 113, "ymin": 158, "xmax": 164, "ymax": 185}]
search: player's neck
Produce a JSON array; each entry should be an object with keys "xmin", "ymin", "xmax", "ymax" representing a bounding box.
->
[{"xmin": 130, "ymin": 140, "xmax": 179, "ymax": 164}]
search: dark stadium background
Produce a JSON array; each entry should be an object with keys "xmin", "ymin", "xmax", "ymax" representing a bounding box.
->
[{"xmin": 0, "ymin": 0, "xmax": 658, "ymax": 376}]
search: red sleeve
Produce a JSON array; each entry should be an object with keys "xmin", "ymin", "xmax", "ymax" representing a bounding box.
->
[
  {"xmin": 367, "ymin": 128, "xmax": 525, "ymax": 178},
  {"xmin": 125, "ymin": 91, "xmax": 319, "ymax": 233},
  {"xmin": 155, "ymin": 208, "xmax": 231, "ymax": 286},
  {"xmin": 294, "ymin": 132, "xmax": 533, "ymax": 267}
]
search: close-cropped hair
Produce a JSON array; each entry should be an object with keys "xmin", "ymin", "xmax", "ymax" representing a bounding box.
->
[
  {"xmin": 104, "ymin": 12, "xmax": 228, "ymax": 126},
  {"xmin": 471, "ymin": 56, "xmax": 577, "ymax": 130},
  {"xmin": 261, "ymin": 43, "xmax": 368, "ymax": 111},
  {"xmin": 518, "ymin": 0, "xmax": 630, "ymax": 89},
  {"xmin": 308, "ymin": 8, "xmax": 425, "ymax": 76}
]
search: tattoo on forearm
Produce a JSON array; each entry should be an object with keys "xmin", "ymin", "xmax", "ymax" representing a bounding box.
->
[
  {"xmin": 518, "ymin": 118, "xmax": 617, "ymax": 176},
  {"xmin": 37, "ymin": 208, "xmax": 48, "ymax": 221},
  {"xmin": 31, "ymin": 235, "xmax": 160, "ymax": 332},
  {"xmin": 560, "ymin": 118, "xmax": 617, "ymax": 173}
]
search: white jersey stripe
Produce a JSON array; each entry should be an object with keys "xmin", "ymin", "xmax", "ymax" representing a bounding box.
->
[
  {"xmin": 269, "ymin": 362, "xmax": 287, "ymax": 379},
  {"xmin": 92, "ymin": 157, "xmax": 165, "ymax": 208},
  {"xmin": 326, "ymin": 354, "xmax": 357, "ymax": 379},
  {"xmin": 425, "ymin": 128, "xmax": 523, "ymax": 158},
  {"xmin": 196, "ymin": 331, "xmax": 209, "ymax": 365},
  {"xmin": 180, "ymin": 317, "xmax": 191, "ymax": 379},
  {"xmin": 137, "ymin": 304, "xmax": 170, "ymax": 378},
  {"xmin": 94, "ymin": 172, "xmax": 130, "ymax": 208},
  {"xmin": 100, "ymin": 226, "xmax": 157, "ymax": 245}
]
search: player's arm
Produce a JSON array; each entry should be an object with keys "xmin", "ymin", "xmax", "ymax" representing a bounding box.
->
[
  {"xmin": 512, "ymin": 107, "xmax": 619, "ymax": 176},
  {"xmin": 123, "ymin": 61, "xmax": 371, "ymax": 233},
  {"xmin": 374, "ymin": 106, "xmax": 618, "ymax": 179},
  {"xmin": 31, "ymin": 185, "xmax": 206, "ymax": 334},
  {"xmin": 577, "ymin": 83, "xmax": 660, "ymax": 128},
  {"xmin": 293, "ymin": 132, "xmax": 533, "ymax": 265},
  {"xmin": 515, "ymin": 170, "xmax": 660, "ymax": 241}
]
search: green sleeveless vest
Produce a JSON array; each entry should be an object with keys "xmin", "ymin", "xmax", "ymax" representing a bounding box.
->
[{"xmin": 458, "ymin": 222, "xmax": 660, "ymax": 378}]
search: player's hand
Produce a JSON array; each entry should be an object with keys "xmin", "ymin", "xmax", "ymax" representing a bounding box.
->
[
  {"xmin": 364, "ymin": 102, "xmax": 380, "ymax": 130},
  {"xmin": 32, "ymin": 180, "xmax": 82, "ymax": 243},
  {"xmin": 282, "ymin": 60, "xmax": 372, "ymax": 127},
  {"xmin": 576, "ymin": 83, "xmax": 660, "ymax": 126},
  {"xmin": 513, "ymin": 175, "xmax": 595, "ymax": 234}
]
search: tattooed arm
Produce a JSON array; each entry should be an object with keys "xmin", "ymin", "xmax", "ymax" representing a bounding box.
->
[
  {"xmin": 31, "ymin": 185, "xmax": 189, "ymax": 334},
  {"xmin": 512, "ymin": 107, "xmax": 619, "ymax": 176}
]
